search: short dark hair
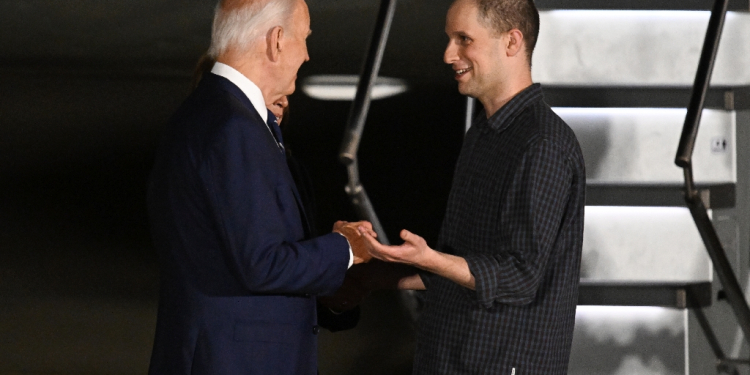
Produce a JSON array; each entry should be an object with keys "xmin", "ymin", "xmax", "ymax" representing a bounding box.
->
[{"xmin": 474, "ymin": 0, "xmax": 540, "ymax": 65}]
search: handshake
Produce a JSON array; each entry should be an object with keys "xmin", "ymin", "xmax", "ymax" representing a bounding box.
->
[
  {"xmin": 332, "ymin": 220, "xmax": 431, "ymax": 267},
  {"xmin": 326, "ymin": 220, "xmax": 432, "ymax": 313},
  {"xmin": 332, "ymin": 220, "xmax": 378, "ymax": 265}
]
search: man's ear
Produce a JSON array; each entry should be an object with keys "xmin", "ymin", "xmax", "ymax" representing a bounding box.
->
[
  {"xmin": 505, "ymin": 29, "xmax": 524, "ymax": 57},
  {"xmin": 267, "ymin": 25, "xmax": 284, "ymax": 62}
]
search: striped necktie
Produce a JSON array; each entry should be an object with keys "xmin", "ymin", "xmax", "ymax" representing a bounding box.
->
[{"xmin": 266, "ymin": 109, "xmax": 285, "ymax": 152}]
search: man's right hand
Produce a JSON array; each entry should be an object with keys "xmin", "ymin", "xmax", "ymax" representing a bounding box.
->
[{"xmin": 333, "ymin": 221, "xmax": 376, "ymax": 264}]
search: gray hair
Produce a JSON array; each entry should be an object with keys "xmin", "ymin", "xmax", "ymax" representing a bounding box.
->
[{"xmin": 208, "ymin": 0, "xmax": 297, "ymax": 58}]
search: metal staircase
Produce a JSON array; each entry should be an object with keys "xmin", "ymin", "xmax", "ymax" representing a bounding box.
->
[{"xmin": 539, "ymin": 1, "xmax": 750, "ymax": 373}]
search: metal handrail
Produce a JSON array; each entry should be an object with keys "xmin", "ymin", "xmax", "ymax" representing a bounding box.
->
[
  {"xmin": 674, "ymin": 0, "xmax": 750, "ymax": 352},
  {"xmin": 675, "ymin": 0, "xmax": 729, "ymax": 168},
  {"xmin": 338, "ymin": 0, "xmax": 398, "ymax": 244}
]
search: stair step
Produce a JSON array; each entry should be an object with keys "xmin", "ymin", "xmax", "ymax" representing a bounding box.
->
[
  {"xmin": 586, "ymin": 183, "xmax": 734, "ymax": 209},
  {"xmin": 536, "ymin": 0, "xmax": 748, "ymax": 11},
  {"xmin": 544, "ymin": 85, "xmax": 750, "ymax": 110},
  {"xmin": 578, "ymin": 280, "xmax": 712, "ymax": 308}
]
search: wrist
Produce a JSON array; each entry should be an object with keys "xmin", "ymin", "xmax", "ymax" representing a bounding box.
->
[{"xmin": 413, "ymin": 247, "xmax": 441, "ymax": 272}]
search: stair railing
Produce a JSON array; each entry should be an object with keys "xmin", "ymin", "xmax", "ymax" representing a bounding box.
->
[{"xmin": 674, "ymin": 0, "xmax": 750, "ymax": 370}]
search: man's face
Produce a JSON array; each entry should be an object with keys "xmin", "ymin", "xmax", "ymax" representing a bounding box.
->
[
  {"xmin": 277, "ymin": 0, "xmax": 311, "ymax": 96},
  {"xmin": 444, "ymin": 0, "xmax": 507, "ymax": 101}
]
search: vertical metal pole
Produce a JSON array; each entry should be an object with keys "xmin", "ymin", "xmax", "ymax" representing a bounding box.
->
[{"xmin": 338, "ymin": 0, "xmax": 398, "ymax": 244}]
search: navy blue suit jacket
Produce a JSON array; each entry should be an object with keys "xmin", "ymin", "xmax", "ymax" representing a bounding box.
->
[{"xmin": 147, "ymin": 73, "xmax": 350, "ymax": 375}]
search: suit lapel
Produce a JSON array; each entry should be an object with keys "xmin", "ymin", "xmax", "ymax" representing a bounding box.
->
[{"xmin": 207, "ymin": 73, "xmax": 313, "ymax": 239}]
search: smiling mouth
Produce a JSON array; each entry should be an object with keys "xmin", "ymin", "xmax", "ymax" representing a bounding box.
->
[{"xmin": 455, "ymin": 67, "xmax": 473, "ymax": 76}]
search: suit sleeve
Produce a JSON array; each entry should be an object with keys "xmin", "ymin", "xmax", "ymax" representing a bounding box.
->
[
  {"xmin": 463, "ymin": 139, "xmax": 572, "ymax": 309},
  {"xmin": 202, "ymin": 116, "xmax": 349, "ymax": 296}
]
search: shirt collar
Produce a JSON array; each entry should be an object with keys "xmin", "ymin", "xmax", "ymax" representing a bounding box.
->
[
  {"xmin": 481, "ymin": 83, "xmax": 543, "ymax": 132},
  {"xmin": 211, "ymin": 62, "xmax": 268, "ymax": 123}
]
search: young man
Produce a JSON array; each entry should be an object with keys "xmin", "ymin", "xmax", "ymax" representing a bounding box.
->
[{"xmin": 361, "ymin": 0, "xmax": 586, "ymax": 373}]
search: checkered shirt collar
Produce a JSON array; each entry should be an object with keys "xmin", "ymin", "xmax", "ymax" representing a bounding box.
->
[{"xmin": 481, "ymin": 83, "xmax": 543, "ymax": 133}]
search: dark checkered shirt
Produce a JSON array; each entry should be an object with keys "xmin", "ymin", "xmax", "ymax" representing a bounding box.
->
[{"xmin": 415, "ymin": 84, "xmax": 585, "ymax": 375}]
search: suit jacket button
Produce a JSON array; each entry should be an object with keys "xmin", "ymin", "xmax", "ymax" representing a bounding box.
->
[{"xmin": 312, "ymin": 325, "xmax": 320, "ymax": 335}]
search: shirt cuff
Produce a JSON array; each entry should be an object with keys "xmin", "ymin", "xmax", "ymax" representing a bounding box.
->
[
  {"xmin": 336, "ymin": 233, "xmax": 354, "ymax": 269},
  {"xmin": 348, "ymin": 243, "xmax": 353, "ymax": 268}
]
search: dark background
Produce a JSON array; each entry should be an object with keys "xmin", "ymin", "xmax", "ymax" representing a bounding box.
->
[{"xmin": 0, "ymin": 1, "xmax": 465, "ymax": 373}]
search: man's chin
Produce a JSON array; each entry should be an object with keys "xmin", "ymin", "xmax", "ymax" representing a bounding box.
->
[{"xmin": 457, "ymin": 84, "xmax": 473, "ymax": 97}]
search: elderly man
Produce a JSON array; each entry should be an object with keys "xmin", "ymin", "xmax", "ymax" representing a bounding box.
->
[
  {"xmin": 360, "ymin": 0, "xmax": 586, "ymax": 374},
  {"xmin": 146, "ymin": 0, "xmax": 373, "ymax": 374}
]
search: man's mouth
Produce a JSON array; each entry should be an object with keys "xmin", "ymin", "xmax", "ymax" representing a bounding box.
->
[{"xmin": 455, "ymin": 67, "xmax": 473, "ymax": 76}]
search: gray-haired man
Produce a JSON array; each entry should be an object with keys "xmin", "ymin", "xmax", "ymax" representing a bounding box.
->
[{"xmin": 147, "ymin": 1, "xmax": 373, "ymax": 374}]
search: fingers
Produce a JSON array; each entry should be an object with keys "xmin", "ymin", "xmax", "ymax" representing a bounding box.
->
[
  {"xmin": 351, "ymin": 226, "xmax": 427, "ymax": 266},
  {"xmin": 359, "ymin": 228, "xmax": 392, "ymax": 253},
  {"xmin": 358, "ymin": 229, "xmax": 390, "ymax": 261},
  {"xmin": 333, "ymin": 221, "xmax": 377, "ymax": 238},
  {"xmin": 357, "ymin": 227, "xmax": 377, "ymax": 238},
  {"xmin": 355, "ymin": 225, "xmax": 378, "ymax": 238},
  {"xmin": 357, "ymin": 221, "xmax": 374, "ymax": 231},
  {"xmin": 357, "ymin": 229, "xmax": 380, "ymax": 251},
  {"xmin": 332, "ymin": 220, "xmax": 346, "ymax": 232},
  {"xmin": 400, "ymin": 229, "xmax": 425, "ymax": 246},
  {"xmin": 351, "ymin": 221, "xmax": 376, "ymax": 238},
  {"xmin": 359, "ymin": 228, "xmax": 376, "ymax": 244}
]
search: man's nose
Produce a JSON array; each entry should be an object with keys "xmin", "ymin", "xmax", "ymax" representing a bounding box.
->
[{"xmin": 444, "ymin": 42, "xmax": 457, "ymax": 64}]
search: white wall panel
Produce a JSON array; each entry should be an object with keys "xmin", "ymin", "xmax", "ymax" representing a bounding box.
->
[
  {"xmin": 582, "ymin": 207, "xmax": 711, "ymax": 282},
  {"xmin": 554, "ymin": 108, "xmax": 736, "ymax": 184},
  {"xmin": 534, "ymin": 11, "xmax": 750, "ymax": 86}
]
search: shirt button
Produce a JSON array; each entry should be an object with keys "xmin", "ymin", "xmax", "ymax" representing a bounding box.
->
[{"xmin": 312, "ymin": 325, "xmax": 320, "ymax": 335}]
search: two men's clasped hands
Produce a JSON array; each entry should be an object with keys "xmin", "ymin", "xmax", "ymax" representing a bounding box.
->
[
  {"xmin": 331, "ymin": 220, "xmax": 376, "ymax": 264},
  {"xmin": 332, "ymin": 220, "xmax": 432, "ymax": 266},
  {"xmin": 324, "ymin": 221, "xmax": 434, "ymax": 313}
]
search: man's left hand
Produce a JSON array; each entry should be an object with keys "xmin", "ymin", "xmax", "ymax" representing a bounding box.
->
[{"xmin": 359, "ymin": 228, "xmax": 432, "ymax": 267}]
